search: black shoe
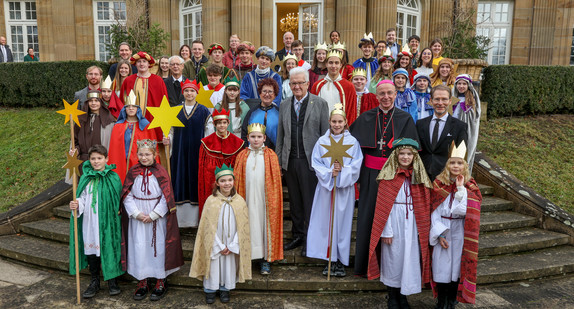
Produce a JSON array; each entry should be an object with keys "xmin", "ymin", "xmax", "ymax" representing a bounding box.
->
[
  {"xmin": 150, "ymin": 279, "xmax": 167, "ymax": 301},
  {"xmin": 133, "ymin": 279, "xmax": 148, "ymax": 301},
  {"xmin": 387, "ymin": 287, "xmax": 400, "ymax": 309},
  {"xmin": 108, "ymin": 278, "xmax": 121, "ymax": 296},
  {"xmin": 82, "ymin": 276, "xmax": 100, "ymax": 298},
  {"xmin": 284, "ymin": 237, "xmax": 304, "ymax": 251},
  {"xmin": 399, "ymin": 293, "xmax": 411, "ymax": 309},
  {"xmin": 220, "ymin": 290, "xmax": 230, "ymax": 303},
  {"xmin": 205, "ymin": 292, "xmax": 216, "ymax": 304},
  {"xmin": 334, "ymin": 261, "xmax": 346, "ymax": 277}
]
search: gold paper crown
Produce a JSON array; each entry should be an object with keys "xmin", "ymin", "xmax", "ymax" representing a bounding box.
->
[
  {"xmin": 314, "ymin": 42, "xmax": 329, "ymax": 51},
  {"xmin": 330, "ymin": 103, "xmax": 346, "ymax": 118},
  {"xmin": 326, "ymin": 50, "xmax": 343, "ymax": 60},
  {"xmin": 136, "ymin": 139, "xmax": 157, "ymax": 150},
  {"xmin": 86, "ymin": 91, "xmax": 101, "ymax": 99},
  {"xmin": 351, "ymin": 68, "xmax": 367, "ymax": 78},
  {"xmin": 247, "ymin": 123, "xmax": 266, "ymax": 135},
  {"xmin": 101, "ymin": 75, "xmax": 113, "ymax": 89},
  {"xmin": 283, "ymin": 53, "xmax": 298, "ymax": 63},
  {"xmin": 215, "ymin": 163, "xmax": 234, "ymax": 180},
  {"xmin": 449, "ymin": 141, "xmax": 467, "ymax": 160},
  {"xmin": 125, "ymin": 90, "xmax": 137, "ymax": 106},
  {"xmin": 331, "ymin": 42, "xmax": 346, "ymax": 51}
]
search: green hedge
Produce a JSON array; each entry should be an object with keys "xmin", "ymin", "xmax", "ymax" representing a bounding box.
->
[
  {"xmin": 481, "ymin": 65, "xmax": 574, "ymax": 118},
  {"xmin": 0, "ymin": 61, "xmax": 110, "ymax": 108}
]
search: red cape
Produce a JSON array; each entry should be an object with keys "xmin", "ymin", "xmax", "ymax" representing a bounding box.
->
[
  {"xmin": 119, "ymin": 74, "xmax": 168, "ymax": 139},
  {"xmin": 340, "ymin": 64, "xmax": 354, "ymax": 81},
  {"xmin": 359, "ymin": 92, "xmax": 379, "ymax": 115},
  {"xmin": 367, "ymin": 169, "xmax": 431, "ymax": 284},
  {"xmin": 107, "ymin": 91, "xmax": 124, "ymax": 119},
  {"xmin": 197, "ymin": 132, "xmax": 245, "ymax": 217},
  {"xmin": 108, "ymin": 122, "xmax": 159, "ymax": 183},
  {"xmin": 120, "ymin": 162, "xmax": 184, "ymax": 272},
  {"xmin": 311, "ymin": 76, "xmax": 358, "ymax": 124},
  {"xmin": 431, "ymin": 178, "xmax": 482, "ymax": 304}
]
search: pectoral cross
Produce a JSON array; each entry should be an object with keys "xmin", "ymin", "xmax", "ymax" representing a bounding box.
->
[{"xmin": 378, "ymin": 138, "xmax": 385, "ymax": 150}]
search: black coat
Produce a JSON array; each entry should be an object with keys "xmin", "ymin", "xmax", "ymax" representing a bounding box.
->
[{"xmin": 164, "ymin": 75, "xmax": 187, "ymax": 107}]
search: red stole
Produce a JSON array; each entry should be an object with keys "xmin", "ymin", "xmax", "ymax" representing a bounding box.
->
[{"xmin": 310, "ymin": 76, "xmax": 358, "ymax": 124}]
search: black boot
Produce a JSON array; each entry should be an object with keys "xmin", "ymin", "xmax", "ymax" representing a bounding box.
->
[
  {"xmin": 150, "ymin": 278, "xmax": 167, "ymax": 301},
  {"xmin": 399, "ymin": 292, "xmax": 411, "ymax": 309},
  {"xmin": 447, "ymin": 281, "xmax": 459, "ymax": 309},
  {"xmin": 386, "ymin": 287, "xmax": 400, "ymax": 309},
  {"xmin": 83, "ymin": 255, "xmax": 100, "ymax": 298},
  {"xmin": 435, "ymin": 283, "xmax": 448, "ymax": 309},
  {"xmin": 108, "ymin": 278, "xmax": 121, "ymax": 296}
]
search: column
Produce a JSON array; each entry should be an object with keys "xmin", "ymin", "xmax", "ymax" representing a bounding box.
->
[
  {"xmin": 336, "ymin": 0, "xmax": 367, "ymax": 63},
  {"xmin": 367, "ymin": 0, "xmax": 396, "ymax": 43},
  {"xmin": 231, "ymin": 0, "xmax": 261, "ymax": 47},
  {"xmin": 73, "ymin": 0, "xmax": 95, "ymax": 60},
  {"xmin": 428, "ymin": 0, "xmax": 454, "ymax": 42},
  {"xmin": 261, "ymin": 0, "xmax": 273, "ymax": 47},
  {"xmin": 203, "ymin": 0, "xmax": 230, "ymax": 46},
  {"xmin": 148, "ymin": 0, "xmax": 172, "ymax": 54}
]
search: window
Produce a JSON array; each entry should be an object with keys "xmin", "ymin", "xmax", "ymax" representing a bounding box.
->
[
  {"xmin": 180, "ymin": 0, "xmax": 202, "ymax": 46},
  {"xmin": 4, "ymin": 1, "xmax": 38, "ymax": 62},
  {"xmin": 477, "ymin": 1, "xmax": 513, "ymax": 65},
  {"xmin": 396, "ymin": 0, "xmax": 420, "ymax": 47},
  {"xmin": 93, "ymin": 1, "xmax": 127, "ymax": 61},
  {"xmin": 570, "ymin": 28, "xmax": 574, "ymax": 66},
  {"xmin": 299, "ymin": 4, "xmax": 321, "ymax": 63}
]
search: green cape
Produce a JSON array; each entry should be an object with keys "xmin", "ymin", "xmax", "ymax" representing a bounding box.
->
[{"xmin": 69, "ymin": 160, "xmax": 124, "ymax": 280}]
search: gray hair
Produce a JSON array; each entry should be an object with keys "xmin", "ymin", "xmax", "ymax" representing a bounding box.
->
[
  {"xmin": 169, "ymin": 55, "xmax": 184, "ymax": 64},
  {"xmin": 289, "ymin": 67, "xmax": 309, "ymax": 82}
]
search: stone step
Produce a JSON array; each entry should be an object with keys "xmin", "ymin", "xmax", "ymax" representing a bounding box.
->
[
  {"xmin": 481, "ymin": 196, "xmax": 513, "ymax": 212},
  {"xmin": 477, "ymin": 245, "xmax": 574, "ymax": 284},
  {"xmin": 479, "ymin": 228, "xmax": 570, "ymax": 256},
  {"xmin": 480, "ymin": 211, "xmax": 537, "ymax": 232},
  {"xmin": 19, "ymin": 218, "xmax": 69, "ymax": 243},
  {"xmin": 53, "ymin": 205, "xmax": 71, "ymax": 219},
  {"xmin": 0, "ymin": 234, "xmax": 69, "ymax": 272}
]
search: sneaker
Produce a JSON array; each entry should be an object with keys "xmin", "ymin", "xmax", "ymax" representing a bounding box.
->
[
  {"xmin": 322, "ymin": 263, "xmax": 335, "ymax": 276},
  {"xmin": 334, "ymin": 261, "xmax": 346, "ymax": 277},
  {"xmin": 260, "ymin": 262, "xmax": 271, "ymax": 275},
  {"xmin": 107, "ymin": 278, "xmax": 121, "ymax": 296},
  {"xmin": 133, "ymin": 279, "xmax": 148, "ymax": 301},
  {"xmin": 82, "ymin": 276, "xmax": 100, "ymax": 298},
  {"xmin": 205, "ymin": 292, "xmax": 216, "ymax": 304},
  {"xmin": 220, "ymin": 290, "xmax": 230, "ymax": 303}
]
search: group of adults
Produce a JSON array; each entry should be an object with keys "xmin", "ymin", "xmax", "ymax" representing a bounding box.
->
[{"xmin": 0, "ymin": 36, "xmax": 39, "ymax": 62}]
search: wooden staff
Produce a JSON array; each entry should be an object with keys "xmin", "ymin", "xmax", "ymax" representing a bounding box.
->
[
  {"xmin": 327, "ymin": 174, "xmax": 338, "ymax": 281},
  {"xmin": 125, "ymin": 126, "xmax": 136, "ymax": 176},
  {"xmin": 70, "ymin": 116, "xmax": 81, "ymax": 304},
  {"xmin": 164, "ymin": 143, "xmax": 171, "ymax": 178}
]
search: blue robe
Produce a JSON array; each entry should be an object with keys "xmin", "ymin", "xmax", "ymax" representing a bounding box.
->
[
  {"xmin": 240, "ymin": 69, "xmax": 283, "ymax": 106},
  {"xmin": 241, "ymin": 104, "xmax": 280, "ymax": 150},
  {"xmin": 413, "ymin": 89, "xmax": 433, "ymax": 121},
  {"xmin": 395, "ymin": 88, "xmax": 418, "ymax": 122},
  {"xmin": 352, "ymin": 57, "xmax": 379, "ymax": 85},
  {"xmin": 171, "ymin": 103, "xmax": 211, "ymax": 206}
]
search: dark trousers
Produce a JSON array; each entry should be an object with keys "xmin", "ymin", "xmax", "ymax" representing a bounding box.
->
[
  {"xmin": 353, "ymin": 166, "xmax": 379, "ymax": 276},
  {"xmin": 284, "ymin": 158, "xmax": 318, "ymax": 240}
]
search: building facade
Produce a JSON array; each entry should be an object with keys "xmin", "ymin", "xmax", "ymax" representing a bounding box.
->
[{"xmin": 1, "ymin": 0, "xmax": 573, "ymax": 65}]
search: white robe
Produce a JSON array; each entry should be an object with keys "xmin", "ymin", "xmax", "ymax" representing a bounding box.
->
[
  {"xmin": 318, "ymin": 74, "xmax": 344, "ymax": 112},
  {"xmin": 282, "ymin": 79, "xmax": 293, "ymax": 101},
  {"xmin": 380, "ymin": 180, "xmax": 422, "ymax": 295},
  {"xmin": 452, "ymin": 93, "xmax": 481, "ymax": 174},
  {"xmin": 245, "ymin": 146, "xmax": 267, "ymax": 260},
  {"xmin": 306, "ymin": 130, "xmax": 363, "ymax": 266},
  {"xmin": 204, "ymin": 85, "xmax": 225, "ymax": 113},
  {"xmin": 76, "ymin": 180, "xmax": 101, "ymax": 256},
  {"xmin": 123, "ymin": 173, "xmax": 180, "ymax": 280},
  {"xmin": 430, "ymin": 186, "xmax": 468, "ymax": 283},
  {"xmin": 204, "ymin": 200, "xmax": 241, "ymax": 291}
]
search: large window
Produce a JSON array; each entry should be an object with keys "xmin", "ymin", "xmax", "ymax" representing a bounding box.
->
[
  {"xmin": 299, "ymin": 3, "xmax": 321, "ymax": 63},
  {"xmin": 180, "ymin": 0, "xmax": 202, "ymax": 46},
  {"xmin": 570, "ymin": 28, "xmax": 574, "ymax": 66},
  {"xmin": 477, "ymin": 1, "xmax": 513, "ymax": 65},
  {"xmin": 3, "ymin": 1, "xmax": 38, "ymax": 62},
  {"xmin": 92, "ymin": 1, "xmax": 127, "ymax": 61},
  {"xmin": 396, "ymin": 0, "xmax": 420, "ymax": 47}
]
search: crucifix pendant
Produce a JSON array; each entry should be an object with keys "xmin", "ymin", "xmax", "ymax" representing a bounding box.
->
[{"xmin": 377, "ymin": 138, "xmax": 385, "ymax": 150}]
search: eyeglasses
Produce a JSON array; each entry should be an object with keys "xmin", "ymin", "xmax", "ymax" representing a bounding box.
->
[
  {"xmin": 170, "ymin": 63, "xmax": 183, "ymax": 66},
  {"xmin": 261, "ymin": 90, "xmax": 275, "ymax": 95},
  {"xmin": 290, "ymin": 81, "xmax": 308, "ymax": 86}
]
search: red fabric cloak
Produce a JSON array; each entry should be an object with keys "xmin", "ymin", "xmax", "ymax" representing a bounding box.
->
[{"xmin": 310, "ymin": 76, "xmax": 358, "ymax": 124}]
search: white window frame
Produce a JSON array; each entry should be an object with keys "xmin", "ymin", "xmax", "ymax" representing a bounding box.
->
[
  {"xmin": 180, "ymin": 0, "xmax": 202, "ymax": 47},
  {"xmin": 3, "ymin": 1, "xmax": 38, "ymax": 62},
  {"xmin": 92, "ymin": 1, "xmax": 127, "ymax": 61},
  {"xmin": 396, "ymin": 0, "xmax": 421, "ymax": 47},
  {"xmin": 571, "ymin": 28, "xmax": 574, "ymax": 66},
  {"xmin": 477, "ymin": 1, "xmax": 513, "ymax": 65},
  {"xmin": 273, "ymin": 0, "xmax": 324, "ymax": 58}
]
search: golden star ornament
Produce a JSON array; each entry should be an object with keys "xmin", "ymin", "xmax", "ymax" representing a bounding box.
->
[
  {"xmin": 195, "ymin": 83, "xmax": 215, "ymax": 108},
  {"xmin": 320, "ymin": 135, "xmax": 353, "ymax": 167},
  {"xmin": 146, "ymin": 96, "xmax": 185, "ymax": 137},
  {"xmin": 62, "ymin": 149, "xmax": 83, "ymax": 176},
  {"xmin": 56, "ymin": 99, "xmax": 86, "ymax": 127}
]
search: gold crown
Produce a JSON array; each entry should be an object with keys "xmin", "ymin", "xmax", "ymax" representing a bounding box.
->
[
  {"xmin": 449, "ymin": 141, "xmax": 467, "ymax": 160},
  {"xmin": 330, "ymin": 103, "xmax": 346, "ymax": 118},
  {"xmin": 101, "ymin": 75, "xmax": 113, "ymax": 89},
  {"xmin": 331, "ymin": 42, "xmax": 346, "ymax": 51},
  {"xmin": 326, "ymin": 50, "xmax": 343, "ymax": 60},
  {"xmin": 283, "ymin": 53, "xmax": 298, "ymax": 63},
  {"xmin": 86, "ymin": 91, "xmax": 101, "ymax": 99},
  {"xmin": 125, "ymin": 90, "xmax": 137, "ymax": 106},
  {"xmin": 314, "ymin": 42, "xmax": 329, "ymax": 51},
  {"xmin": 247, "ymin": 123, "xmax": 266, "ymax": 135},
  {"xmin": 352, "ymin": 68, "xmax": 367, "ymax": 78},
  {"xmin": 136, "ymin": 139, "xmax": 157, "ymax": 150}
]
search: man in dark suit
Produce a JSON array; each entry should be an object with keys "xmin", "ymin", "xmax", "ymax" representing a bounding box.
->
[
  {"xmin": 276, "ymin": 66, "xmax": 329, "ymax": 256},
  {"xmin": 0, "ymin": 36, "xmax": 13, "ymax": 62},
  {"xmin": 164, "ymin": 55, "xmax": 186, "ymax": 106},
  {"xmin": 275, "ymin": 31, "xmax": 294, "ymax": 61},
  {"xmin": 416, "ymin": 85, "xmax": 468, "ymax": 180}
]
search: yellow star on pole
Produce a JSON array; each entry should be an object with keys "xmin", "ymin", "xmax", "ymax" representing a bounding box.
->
[
  {"xmin": 321, "ymin": 135, "xmax": 353, "ymax": 167},
  {"xmin": 195, "ymin": 83, "xmax": 215, "ymax": 109},
  {"xmin": 62, "ymin": 149, "xmax": 83, "ymax": 176},
  {"xmin": 56, "ymin": 99, "xmax": 86, "ymax": 127},
  {"xmin": 146, "ymin": 95, "xmax": 185, "ymax": 137}
]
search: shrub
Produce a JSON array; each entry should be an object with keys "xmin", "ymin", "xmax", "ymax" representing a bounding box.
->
[
  {"xmin": 482, "ymin": 65, "xmax": 574, "ymax": 118},
  {"xmin": 0, "ymin": 61, "xmax": 110, "ymax": 108}
]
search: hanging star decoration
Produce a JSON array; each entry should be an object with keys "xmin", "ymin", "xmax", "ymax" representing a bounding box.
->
[
  {"xmin": 62, "ymin": 149, "xmax": 83, "ymax": 176},
  {"xmin": 321, "ymin": 135, "xmax": 353, "ymax": 167},
  {"xmin": 56, "ymin": 99, "xmax": 86, "ymax": 127},
  {"xmin": 195, "ymin": 82, "xmax": 215, "ymax": 108},
  {"xmin": 146, "ymin": 95, "xmax": 185, "ymax": 136}
]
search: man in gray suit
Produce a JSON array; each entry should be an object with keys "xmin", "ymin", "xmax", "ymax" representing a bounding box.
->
[
  {"xmin": 0, "ymin": 36, "xmax": 13, "ymax": 62},
  {"xmin": 276, "ymin": 67, "xmax": 329, "ymax": 256},
  {"xmin": 74, "ymin": 66, "xmax": 103, "ymax": 109}
]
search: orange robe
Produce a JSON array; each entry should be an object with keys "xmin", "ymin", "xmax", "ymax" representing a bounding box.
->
[{"xmin": 234, "ymin": 147, "xmax": 284, "ymax": 262}]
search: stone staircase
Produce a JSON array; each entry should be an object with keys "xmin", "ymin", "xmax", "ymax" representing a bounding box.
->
[{"xmin": 0, "ymin": 183, "xmax": 573, "ymax": 292}]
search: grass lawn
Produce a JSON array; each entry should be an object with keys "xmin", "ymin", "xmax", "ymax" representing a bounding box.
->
[{"xmin": 478, "ymin": 114, "xmax": 574, "ymax": 214}]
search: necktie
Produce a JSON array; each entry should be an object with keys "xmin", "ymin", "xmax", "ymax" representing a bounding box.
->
[
  {"xmin": 295, "ymin": 101, "xmax": 301, "ymax": 119},
  {"xmin": 431, "ymin": 118, "xmax": 440, "ymax": 148},
  {"xmin": 174, "ymin": 80, "xmax": 181, "ymax": 96}
]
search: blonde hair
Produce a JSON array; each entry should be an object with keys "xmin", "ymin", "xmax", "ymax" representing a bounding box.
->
[
  {"xmin": 430, "ymin": 58, "xmax": 456, "ymax": 87},
  {"xmin": 435, "ymin": 157, "xmax": 471, "ymax": 185}
]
